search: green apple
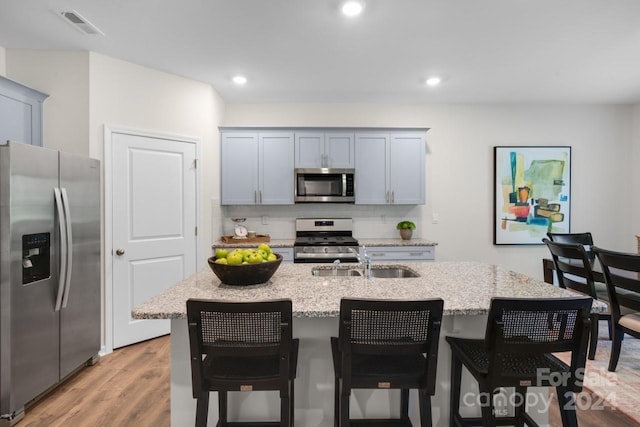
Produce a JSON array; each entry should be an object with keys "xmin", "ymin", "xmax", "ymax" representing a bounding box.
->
[
  {"xmin": 257, "ymin": 243, "xmax": 272, "ymax": 255},
  {"xmin": 257, "ymin": 249, "xmax": 268, "ymax": 260},
  {"xmin": 267, "ymin": 253, "xmax": 277, "ymax": 262},
  {"xmin": 226, "ymin": 252, "xmax": 244, "ymax": 265},
  {"xmin": 214, "ymin": 257, "xmax": 228, "ymax": 264},
  {"xmin": 247, "ymin": 253, "xmax": 263, "ymax": 264},
  {"xmin": 215, "ymin": 248, "xmax": 229, "ymax": 259}
]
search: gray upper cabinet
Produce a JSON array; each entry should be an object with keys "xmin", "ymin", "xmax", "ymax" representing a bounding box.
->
[
  {"xmin": 294, "ymin": 131, "xmax": 354, "ymax": 168},
  {"xmin": 355, "ymin": 132, "xmax": 426, "ymax": 205},
  {"xmin": 221, "ymin": 131, "xmax": 294, "ymax": 205},
  {"xmin": 0, "ymin": 76, "xmax": 48, "ymax": 147}
]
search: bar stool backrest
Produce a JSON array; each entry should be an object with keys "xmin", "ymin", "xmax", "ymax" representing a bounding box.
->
[
  {"xmin": 186, "ymin": 298, "xmax": 293, "ymax": 397},
  {"xmin": 484, "ymin": 297, "xmax": 592, "ymax": 392},
  {"xmin": 338, "ymin": 298, "xmax": 444, "ymax": 394}
]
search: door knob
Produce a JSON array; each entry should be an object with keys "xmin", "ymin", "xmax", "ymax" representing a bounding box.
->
[{"xmin": 115, "ymin": 249, "xmax": 125, "ymax": 256}]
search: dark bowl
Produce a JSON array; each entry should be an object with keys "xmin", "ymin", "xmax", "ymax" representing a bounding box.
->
[{"xmin": 207, "ymin": 253, "xmax": 283, "ymax": 286}]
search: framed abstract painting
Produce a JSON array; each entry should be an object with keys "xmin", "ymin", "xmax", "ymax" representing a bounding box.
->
[{"xmin": 494, "ymin": 146, "xmax": 571, "ymax": 245}]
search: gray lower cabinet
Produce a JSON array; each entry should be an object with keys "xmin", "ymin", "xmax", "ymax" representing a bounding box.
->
[
  {"xmin": 0, "ymin": 76, "xmax": 48, "ymax": 147},
  {"xmin": 221, "ymin": 131, "xmax": 294, "ymax": 205},
  {"xmin": 355, "ymin": 132, "xmax": 426, "ymax": 205},
  {"xmin": 366, "ymin": 246, "xmax": 435, "ymax": 261},
  {"xmin": 275, "ymin": 247, "xmax": 294, "ymax": 262}
]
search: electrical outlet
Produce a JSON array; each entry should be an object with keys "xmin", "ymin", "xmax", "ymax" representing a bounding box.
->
[
  {"xmin": 262, "ymin": 215, "xmax": 269, "ymax": 225},
  {"xmin": 432, "ymin": 213, "xmax": 439, "ymax": 224}
]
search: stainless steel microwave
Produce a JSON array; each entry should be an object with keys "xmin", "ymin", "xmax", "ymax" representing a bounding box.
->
[{"xmin": 294, "ymin": 168, "xmax": 355, "ymax": 203}]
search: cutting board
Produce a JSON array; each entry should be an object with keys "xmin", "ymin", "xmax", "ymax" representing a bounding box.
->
[{"xmin": 220, "ymin": 235, "xmax": 271, "ymax": 243}]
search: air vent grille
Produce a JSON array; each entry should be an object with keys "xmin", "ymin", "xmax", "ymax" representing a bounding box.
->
[{"xmin": 57, "ymin": 10, "xmax": 104, "ymax": 35}]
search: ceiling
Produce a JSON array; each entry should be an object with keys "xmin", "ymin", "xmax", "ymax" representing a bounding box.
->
[{"xmin": 1, "ymin": 0, "xmax": 640, "ymax": 104}]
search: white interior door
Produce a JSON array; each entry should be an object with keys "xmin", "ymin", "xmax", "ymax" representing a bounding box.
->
[{"xmin": 111, "ymin": 131, "xmax": 197, "ymax": 348}]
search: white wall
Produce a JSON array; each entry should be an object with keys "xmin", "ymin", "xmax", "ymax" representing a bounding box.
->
[
  {"xmin": 88, "ymin": 52, "xmax": 225, "ymax": 264},
  {"xmin": 632, "ymin": 103, "xmax": 640, "ymax": 240},
  {"xmin": 223, "ymin": 103, "xmax": 635, "ymax": 279},
  {"xmin": 0, "ymin": 45, "xmax": 6, "ymax": 76},
  {"xmin": 6, "ymin": 50, "xmax": 90, "ymax": 155}
]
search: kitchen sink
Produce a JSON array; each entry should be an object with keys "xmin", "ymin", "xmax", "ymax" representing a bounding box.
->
[
  {"xmin": 311, "ymin": 268, "xmax": 362, "ymax": 277},
  {"xmin": 369, "ymin": 266, "xmax": 420, "ymax": 278}
]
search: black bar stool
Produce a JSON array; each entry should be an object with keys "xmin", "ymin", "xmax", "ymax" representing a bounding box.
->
[
  {"xmin": 331, "ymin": 297, "xmax": 444, "ymax": 426},
  {"xmin": 186, "ymin": 298, "xmax": 299, "ymax": 427},
  {"xmin": 446, "ymin": 297, "xmax": 592, "ymax": 427}
]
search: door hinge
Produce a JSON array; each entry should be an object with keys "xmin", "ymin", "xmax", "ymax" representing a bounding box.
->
[{"xmin": 193, "ymin": 158, "xmax": 198, "ymax": 168}]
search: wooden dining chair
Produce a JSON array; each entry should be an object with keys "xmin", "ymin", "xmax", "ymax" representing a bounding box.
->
[
  {"xmin": 186, "ymin": 298, "xmax": 299, "ymax": 427},
  {"xmin": 331, "ymin": 297, "xmax": 444, "ymax": 426},
  {"xmin": 447, "ymin": 297, "xmax": 592, "ymax": 427},
  {"xmin": 543, "ymin": 238, "xmax": 611, "ymax": 359},
  {"xmin": 592, "ymin": 247, "xmax": 640, "ymax": 372}
]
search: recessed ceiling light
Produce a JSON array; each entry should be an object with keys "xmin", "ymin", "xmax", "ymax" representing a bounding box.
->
[
  {"xmin": 232, "ymin": 76, "xmax": 247, "ymax": 85},
  {"xmin": 425, "ymin": 77, "xmax": 441, "ymax": 87},
  {"xmin": 342, "ymin": 1, "xmax": 364, "ymax": 17}
]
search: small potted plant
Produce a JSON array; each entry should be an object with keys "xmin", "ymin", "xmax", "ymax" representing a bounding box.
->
[{"xmin": 396, "ymin": 221, "xmax": 416, "ymax": 240}]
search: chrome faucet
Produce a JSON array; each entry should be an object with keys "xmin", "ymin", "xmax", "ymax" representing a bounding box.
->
[
  {"xmin": 348, "ymin": 246, "xmax": 372, "ymax": 279},
  {"xmin": 332, "ymin": 259, "xmax": 341, "ymax": 278}
]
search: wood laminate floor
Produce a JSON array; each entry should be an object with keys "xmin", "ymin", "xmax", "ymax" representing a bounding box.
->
[{"xmin": 18, "ymin": 334, "xmax": 638, "ymax": 427}]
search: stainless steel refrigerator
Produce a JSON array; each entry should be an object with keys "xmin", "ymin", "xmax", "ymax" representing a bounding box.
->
[{"xmin": 0, "ymin": 141, "xmax": 100, "ymax": 425}]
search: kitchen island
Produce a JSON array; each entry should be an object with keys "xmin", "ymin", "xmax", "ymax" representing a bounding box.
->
[{"xmin": 133, "ymin": 261, "xmax": 606, "ymax": 427}]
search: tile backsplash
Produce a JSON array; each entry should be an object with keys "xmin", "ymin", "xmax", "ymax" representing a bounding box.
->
[{"xmin": 218, "ymin": 204, "xmax": 425, "ymax": 240}]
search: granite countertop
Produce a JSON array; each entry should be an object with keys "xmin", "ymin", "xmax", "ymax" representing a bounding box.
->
[
  {"xmin": 356, "ymin": 238, "xmax": 437, "ymax": 247},
  {"xmin": 214, "ymin": 238, "xmax": 295, "ymax": 249},
  {"xmin": 212, "ymin": 238, "xmax": 437, "ymax": 249},
  {"xmin": 132, "ymin": 261, "xmax": 606, "ymax": 319}
]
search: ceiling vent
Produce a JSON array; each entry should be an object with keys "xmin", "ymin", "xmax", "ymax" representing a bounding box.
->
[{"xmin": 56, "ymin": 10, "xmax": 104, "ymax": 35}]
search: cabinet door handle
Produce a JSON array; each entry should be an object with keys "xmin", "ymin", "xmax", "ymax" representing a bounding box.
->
[
  {"xmin": 409, "ymin": 252, "xmax": 425, "ymax": 256},
  {"xmin": 371, "ymin": 253, "xmax": 385, "ymax": 257},
  {"xmin": 259, "ymin": 191, "xmax": 263, "ymax": 204},
  {"xmin": 391, "ymin": 191, "xmax": 395, "ymax": 204},
  {"xmin": 254, "ymin": 190, "xmax": 257, "ymax": 204},
  {"xmin": 385, "ymin": 191, "xmax": 389, "ymax": 203}
]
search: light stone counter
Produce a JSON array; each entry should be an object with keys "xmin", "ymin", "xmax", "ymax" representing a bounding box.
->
[
  {"xmin": 133, "ymin": 261, "xmax": 604, "ymax": 320},
  {"xmin": 134, "ymin": 261, "xmax": 605, "ymax": 427},
  {"xmin": 356, "ymin": 237, "xmax": 438, "ymax": 247},
  {"xmin": 212, "ymin": 238, "xmax": 295, "ymax": 249}
]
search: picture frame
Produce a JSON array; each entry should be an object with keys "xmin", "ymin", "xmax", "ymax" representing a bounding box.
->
[{"xmin": 493, "ymin": 146, "xmax": 571, "ymax": 245}]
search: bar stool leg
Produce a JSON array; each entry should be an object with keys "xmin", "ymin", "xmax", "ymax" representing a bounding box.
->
[
  {"xmin": 556, "ymin": 386, "xmax": 578, "ymax": 427},
  {"xmin": 334, "ymin": 378, "xmax": 340, "ymax": 427},
  {"xmin": 280, "ymin": 389, "xmax": 290, "ymax": 427},
  {"xmin": 400, "ymin": 388, "xmax": 409, "ymax": 423},
  {"xmin": 218, "ymin": 391, "xmax": 227, "ymax": 426},
  {"xmin": 514, "ymin": 386, "xmax": 527, "ymax": 427},
  {"xmin": 340, "ymin": 391, "xmax": 350, "ymax": 426},
  {"xmin": 418, "ymin": 389, "xmax": 433, "ymax": 427},
  {"xmin": 449, "ymin": 354, "xmax": 463, "ymax": 424},
  {"xmin": 479, "ymin": 386, "xmax": 496, "ymax": 427},
  {"xmin": 195, "ymin": 391, "xmax": 210, "ymax": 427},
  {"xmin": 290, "ymin": 379, "xmax": 295, "ymax": 427}
]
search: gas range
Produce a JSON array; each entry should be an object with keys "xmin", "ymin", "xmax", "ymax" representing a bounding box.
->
[{"xmin": 293, "ymin": 218, "xmax": 359, "ymax": 263}]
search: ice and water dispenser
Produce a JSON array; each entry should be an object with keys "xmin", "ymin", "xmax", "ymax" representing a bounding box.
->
[{"xmin": 22, "ymin": 232, "xmax": 50, "ymax": 284}]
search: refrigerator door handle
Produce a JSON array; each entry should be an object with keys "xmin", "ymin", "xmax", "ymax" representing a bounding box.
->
[
  {"xmin": 60, "ymin": 187, "xmax": 73, "ymax": 309},
  {"xmin": 54, "ymin": 187, "xmax": 67, "ymax": 312}
]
